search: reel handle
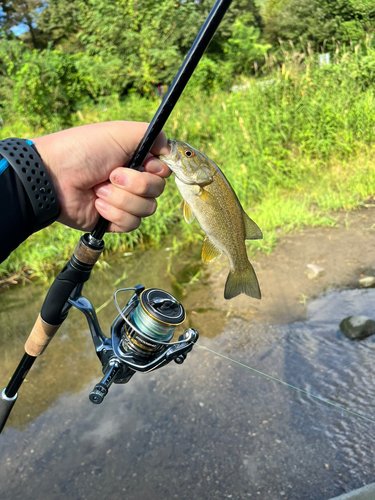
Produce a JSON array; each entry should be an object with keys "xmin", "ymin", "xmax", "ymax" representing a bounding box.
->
[{"xmin": 89, "ymin": 362, "xmax": 122, "ymax": 404}]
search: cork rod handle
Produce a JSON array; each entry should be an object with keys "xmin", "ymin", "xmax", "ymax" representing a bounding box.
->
[{"xmin": 24, "ymin": 314, "xmax": 62, "ymax": 357}]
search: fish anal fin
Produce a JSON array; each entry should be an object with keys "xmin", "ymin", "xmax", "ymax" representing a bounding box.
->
[
  {"xmin": 183, "ymin": 201, "xmax": 195, "ymax": 224},
  {"xmin": 243, "ymin": 212, "xmax": 263, "ymax": 240},
  {"xmin": 224, "ymin": 263, "xmax": 261, "ymax": 300},
  {"xmin": 202, "ymin": 237, "xmax": 222, "ymax": 263}
]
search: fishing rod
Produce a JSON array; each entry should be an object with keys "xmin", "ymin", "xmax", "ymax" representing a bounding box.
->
[{"xmin": 0, "ymin": 0, "xmax": 233, "ymax": 433}]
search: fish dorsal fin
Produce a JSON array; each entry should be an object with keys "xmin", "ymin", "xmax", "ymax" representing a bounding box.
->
[
  {"xmin": 243, "ymin": 211, "xmax": 262, "ymax": 240},
  {"xmin": 202, "ymin": 237, "xmax": 222, "ymax": 263},
  {"xmin": 182, "ymin": 201, "xmax": 195, "ymax": 224},
  {"xmin": 198, "ymin": 187, "xmax": 221, "ymax": 209}
]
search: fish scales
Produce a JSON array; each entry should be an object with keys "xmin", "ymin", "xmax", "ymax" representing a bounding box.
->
[{"xmin": 158, "ymin": 140, "xmax": 262, "ymax": 300}]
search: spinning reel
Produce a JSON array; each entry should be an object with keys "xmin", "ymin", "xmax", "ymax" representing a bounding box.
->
[
  {"xmin": 0, "ymin": 234, "xmax": 199, "ymax": 432},
  {"xmin": 69, "ymin": 285, "xmax": 198, "ymax": 404}
]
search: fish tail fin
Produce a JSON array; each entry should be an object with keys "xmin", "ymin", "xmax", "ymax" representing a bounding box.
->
[{"xmin": 224, "ymin": 264, "xmax": 261, "ymax": 300}]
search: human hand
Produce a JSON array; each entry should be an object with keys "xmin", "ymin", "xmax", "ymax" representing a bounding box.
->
[{"xmin": 32, "ymin": 121, "xmax": 171, "ymax": 233}]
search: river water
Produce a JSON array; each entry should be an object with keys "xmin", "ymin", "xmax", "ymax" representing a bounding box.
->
[{"xmin": 0, "ymin": 245, "xmax": 374, "ymax": 500}]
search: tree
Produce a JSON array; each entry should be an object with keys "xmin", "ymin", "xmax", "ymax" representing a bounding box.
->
[
  {"xmin": 36, "ymin": 0, "xmax": 81, "ymax": 51},
  {"xmin": 190, "ymin": 0, "xmax": 263, "ymax": 58},
  {"xmin": 0, "ymin": 0, "xmax": 43, "ymax": 48},
  {"xmin": 75, "ymin": 0, "xmax": 264, "ymax": 93},
  {"xmin": 264, "ymin": 0, "xmax": 375, "ymax": 51}
]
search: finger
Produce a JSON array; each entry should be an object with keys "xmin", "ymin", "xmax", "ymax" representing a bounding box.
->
[
  {"xmin": 106, "ymin": 222, "xmax": 134, "ymax": 233},
  {"xmin": 104, "ymin": 121, "xmax": 170, "ymax": 158},
  {"xmin": 109, "ymin": 168, "xmax": 166, "ymax": 198},
  {"xmin": 95, "ymin": 198, "xmax": 142, "ymax": 233},
  {"xmin": 94, "ymin": 183, "xmax": 158, "ymax": 217},
  {"xmin": 143, "ymin": 156, "xmax": 172, "ymax": 178},
  {"xmin": 32, "ymin": 122, "xmax": 171, "ymax": 189},
  {"xmin": 150, "ymin": 130, "xmax": 170, "ymax": 156}
]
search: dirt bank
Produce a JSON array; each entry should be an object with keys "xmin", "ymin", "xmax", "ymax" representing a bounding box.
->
[{"xmin": 184, "ymin": 207, "xmax": 375, "ymax": 328}]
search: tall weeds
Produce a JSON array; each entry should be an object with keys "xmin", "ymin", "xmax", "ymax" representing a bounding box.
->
[{"xmin": 1, "ymin": 40, "xmax": 375, "ymax": 280}]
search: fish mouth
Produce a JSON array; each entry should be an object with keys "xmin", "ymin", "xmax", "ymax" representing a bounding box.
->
[{"xmin": 157, "ymin": 139, "xmax": 177, "ymax": 164}]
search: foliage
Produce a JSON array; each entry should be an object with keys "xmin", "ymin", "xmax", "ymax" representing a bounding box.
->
[
  {"xmin": 0, "ymin": 0, "xmax": 43, "ymax": 47},
  {"xmin": 0, "ymin": 0, "xmax": 269, "ymax": 122},
  {"xmin": 1, "ymin": 1, "xmax": 375, "ymax": 279},
  {"xmin": 224, "ymin": 19, "xmax": 271, "ymax": 75},
  {"xmin": 1, "ymin": 45, "xmax": 375, "ymax": 279},
  {"xmin": 0, "ymin": 39, "xmax": 125, "ymax": 127},
  {"xmin": 0, "ymin": 0, "xmax": 264, "ymax": 100},
  {"xmin": 10, "ymin": 48, "xmax": 98, "ymax": 127},
  {"xmin": 36, "ymin": 0, "xmax": 81, "ymax": 50},
  {"xmin": 264, "ymin": 0, "xmax": 375, "ymax": 51}
]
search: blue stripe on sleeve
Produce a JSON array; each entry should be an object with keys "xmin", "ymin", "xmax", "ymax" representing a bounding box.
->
[
  {"xmin": 0, "ymin": 158, "xmax": 8, "ymax": 175},
  {"xmin": 26, "ymin": 139, "xmax": 33, "ymax": 146}
]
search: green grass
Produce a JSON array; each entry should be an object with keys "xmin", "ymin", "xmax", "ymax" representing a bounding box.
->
[{"xmin": 1, "ymin": 52, "xmax": 375, "ymax": 282}]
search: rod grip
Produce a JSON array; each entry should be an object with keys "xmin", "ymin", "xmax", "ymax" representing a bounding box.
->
[
  {"xmin": 0, "ymin": 389, "xmax": 17, "ymax": 433},
  {"xmin": 24, "ymin": 314, "xmax": 61, "ymax": 357}
]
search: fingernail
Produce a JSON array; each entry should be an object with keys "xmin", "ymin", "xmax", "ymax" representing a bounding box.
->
[
  {"xmin": 95, "ymin": 184, "xmax": 112, "ymax": 198},
  {"xmin": 111, "ymin": 172, "xmax": 130, "ymax": 187}
]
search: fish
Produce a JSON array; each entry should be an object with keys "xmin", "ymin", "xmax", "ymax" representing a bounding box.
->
[{"xmin": 158, "ymin": 139, "xmax": 262, "ymax": 300}]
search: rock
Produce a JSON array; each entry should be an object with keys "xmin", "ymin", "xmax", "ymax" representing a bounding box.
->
[
  {"xmin": 358, "ymin": 275, "xmax": 375, "ymax": 288},
  {"xmin": 305, "ymin": 264, "xmax": 325, "ymax": 280},
  {"xmin": 339, "ymin": 315, "xmax": 375, "ymax": 340}
]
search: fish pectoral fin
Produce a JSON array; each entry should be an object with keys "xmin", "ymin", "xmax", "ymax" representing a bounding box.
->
[
  {"xmin": 243, "ymin": 212, "xmax": 263, "ymax": 240},
  {"xmin": 198, "ymin": 187, "xmax": 221, "ymax": 209},
  {"xmin": 202, "ymin": 237, "xmax": 222, "ymax": 263},
  {"xmin": 179, "ymin": 199, "xmax": 184, "ymax": 212},
  {"xmin": 182, "ymin": 201, "xmax": 195, "ymax": 224}
]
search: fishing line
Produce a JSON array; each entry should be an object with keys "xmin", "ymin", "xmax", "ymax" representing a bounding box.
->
[{"xmin": 195, "ymin": 343, "xmax": 375, "ymax": 425}]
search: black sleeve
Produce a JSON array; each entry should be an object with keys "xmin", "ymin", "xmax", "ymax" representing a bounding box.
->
[{"xmin": 0, "ymin": 165, "xmax": 35, "ymax": 263}]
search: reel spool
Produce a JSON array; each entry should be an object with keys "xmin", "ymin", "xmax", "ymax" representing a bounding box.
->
[{"xmin": 120, "ymin": 288, "xmax": 186, "ymax": 356}]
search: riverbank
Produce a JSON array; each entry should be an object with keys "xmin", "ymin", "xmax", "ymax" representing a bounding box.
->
[{"xmin": 182, "ymin": 206, "xmax": 375, "ymax": 336}]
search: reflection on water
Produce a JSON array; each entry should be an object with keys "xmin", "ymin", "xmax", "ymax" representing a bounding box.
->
[
  {"xmin": 1, "ymin": 245, "xmax": 375, "ymax": 499},
  {"xmin": 0, "ymin": 241, "xmax": 223, "ymax": 429}
]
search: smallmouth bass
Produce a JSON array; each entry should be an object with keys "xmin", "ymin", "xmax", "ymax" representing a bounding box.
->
[{"xmin": 158, "ymin": 140, "xmax": 262, "ymax": 300}]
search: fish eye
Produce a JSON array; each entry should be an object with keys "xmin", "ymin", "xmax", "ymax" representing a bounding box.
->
[{"xmin": 185, "ymin": 150, "xmax": 194, "ymax": 158}]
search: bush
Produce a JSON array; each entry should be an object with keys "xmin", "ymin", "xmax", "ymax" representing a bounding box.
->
[{"xmin": 12, "ymin": 49, "xmax": 91, "ymax": 127}]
